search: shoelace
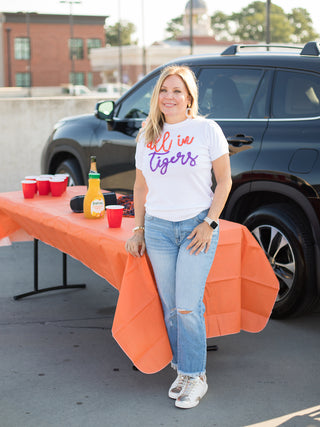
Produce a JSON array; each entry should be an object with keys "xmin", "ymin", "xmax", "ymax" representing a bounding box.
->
[
  {"xmin": 180, "ymin": 377, "xmax": 201, "ymax": 398},
  {"xmin": 175, "ymin": 375, "xmax": 188, "ymax": 390}
]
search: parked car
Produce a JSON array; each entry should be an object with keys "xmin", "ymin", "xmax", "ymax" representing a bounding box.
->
[
  {"xmin": 61, "ymin": 84, "xmax": 93, "ymax": 96},
  {"xmin": 41, "ymin": 41, "xmax": 320, "ymax": 318},
  {"xmin": 94, "ymin": 83, "xmax": 131, "ymax": 99}
]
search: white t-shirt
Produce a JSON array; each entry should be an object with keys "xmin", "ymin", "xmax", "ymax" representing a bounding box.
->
[{"xmin": 135, "ymin": 117, "xmax": 229, "ymax": 221}]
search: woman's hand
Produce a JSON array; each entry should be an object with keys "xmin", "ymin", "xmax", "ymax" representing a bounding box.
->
[
  {"xmin": 125, "ymin": 231, "xmax": 146, "ymax": 257},
  {"xmin": 186, "ymin": 222, "xmax": 213, "ymax": 255}
]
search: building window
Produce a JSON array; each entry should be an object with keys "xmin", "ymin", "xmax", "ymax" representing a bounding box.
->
[
  {"xmin": 87, "ymin": 38, "xmax": 101, "ymax": 54},
  {"xmin": 14, "ymin": 37, "xmax": 30, "ymax": 60},
  {"xmin": 16, "ymin": 72, "xmax": 31, "ymax": 87},
  {"xmin": 70, "ymin": 72, "xmax": 85, "ymax": 85},
  {"xmin": 87, "ymin": 72, "xmax": 93, "ymax": 88},
  {"xmin": 69, "ymin": 38, "xmax": 84, "ymax": 60}
]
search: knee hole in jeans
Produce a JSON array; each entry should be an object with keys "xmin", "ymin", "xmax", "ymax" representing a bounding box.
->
[{"xmin": 178, "ymin": 310, "xmax": 192, "ymax": 314}]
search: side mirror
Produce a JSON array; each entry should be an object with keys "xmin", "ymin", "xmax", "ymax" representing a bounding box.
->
[{"xmin": 95, "ymin": 100, "xmax": 115, "ymax": 121}]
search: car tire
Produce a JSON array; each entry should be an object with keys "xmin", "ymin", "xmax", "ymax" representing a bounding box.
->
[
  {"xmin": 55, "ymin": 158, "xmax": 84, "ymax": 186},
  {"xmin": 243, "ymin": 204, "xmax": 316, "ymax": 318}
]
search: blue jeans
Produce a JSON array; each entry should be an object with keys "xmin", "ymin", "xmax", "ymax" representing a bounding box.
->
[{"xmin": 144, "ymin": 210, "xmax": 219, "ymax": 377}]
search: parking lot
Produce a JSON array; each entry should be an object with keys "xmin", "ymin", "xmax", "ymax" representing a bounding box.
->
[{"xmin": 0, "ymin": 240, "xmax": 320, "ymax": 427}]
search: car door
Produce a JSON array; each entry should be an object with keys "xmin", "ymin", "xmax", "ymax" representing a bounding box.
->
[
  {"xmin": 197, "ymin": 67, "xmax": 272, "ymax": 190},
  {"xmin": 254, "ymin": 69, "xmax": 320, "ymax": 188},
  {"xmin": 96, "ymin": 73, "xmax": 160, "ymax": 192}
]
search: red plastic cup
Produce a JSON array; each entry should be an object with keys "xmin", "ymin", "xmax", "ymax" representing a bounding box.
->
[
  {"xmin": 37, "ymin": 176, "xmax": 51, "ymax": 195},
  {"xmin": 49, "ymin": 177, "xmax": 65, "ymax": 197},
  {"xmin": 25, "ymin": 175, "xmax": 39, "ymax": 193},
  {"xmin": 54, "ymin": 173, "xmax": 69, "ymax": 191},
  {"xmin": 106, "ymin": 205, "xmax": 124, "ymax": 228},
  {"xmin": 21, "ymin": 180, "xmax": 37, "ymax": 199}
]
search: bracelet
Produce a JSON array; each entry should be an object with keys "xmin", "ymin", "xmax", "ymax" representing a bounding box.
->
[{"xmin": 132, "ymin": 226, "xmax": 145, "ymax": 232}]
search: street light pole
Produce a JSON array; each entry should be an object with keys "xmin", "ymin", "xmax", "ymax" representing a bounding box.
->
[
  {"xmin": 141, "ymin": 0, "xmax": 147, "ymax": 76},
  {"xmin": 60, "ymin": 0, "xmax": 81, "ymax": 87},
  {"xmin": 266, "ymin": 0, "xmax": 271, "ymax": 49},
  {"xmin": 189, "ymin": 0, "xmax": 193, "ymax": 55},
  {"xmin": 26, "ymin": 12, "xmax": 32, "ymax": 96},
  {"xmin": 118, "ymin": 0, "xmax": 123, "ymax": 87},
  {"xmin": 5, "ymin": 28, "xmax": 12, "ymax": 87}
]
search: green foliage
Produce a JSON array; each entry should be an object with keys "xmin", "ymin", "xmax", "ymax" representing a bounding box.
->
[
  {"xmin": 210, "ymin": 11, "xmax": 232, "ymax": 40},
  {"xmin": 165, "ymin": 1, "xmax": 319, "ymax": 44},
  {"xmin": 106, "ymin": 21, "xmax": 137, "ymax": 46},
  {"xmin": 165, "ymin": 15, "xmax": 184, "ymax": 40},
  {"xmin": 213, "ymin": 1, "xmax": 319, "ymax": 43},
  {"xmin": 288, "ymin": 8, "xmax": 319, "ymax": 43}
]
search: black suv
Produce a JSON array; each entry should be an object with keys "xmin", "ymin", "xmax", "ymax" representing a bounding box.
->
[{"xmin": 41, "ymin": 41, "xmax": 320, "ymax": 318}]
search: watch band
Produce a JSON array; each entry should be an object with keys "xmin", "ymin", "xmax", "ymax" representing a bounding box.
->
[{"xmin": 204, "ymin": 216, "xmax": 218, "ymax": 229}]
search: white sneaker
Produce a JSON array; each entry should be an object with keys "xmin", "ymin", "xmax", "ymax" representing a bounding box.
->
[
  {"xmin": 175, "ymin": 375, "xmax": 208, "ymax": 409},
  {"xmin": 168, "ymin": 374, "xmax": 188, "ymax": 399}
]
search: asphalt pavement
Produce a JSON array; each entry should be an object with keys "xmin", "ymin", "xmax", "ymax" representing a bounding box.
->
[{"xmin": 1, "ymin": 240, "xmax": 320, "ymax": 427}]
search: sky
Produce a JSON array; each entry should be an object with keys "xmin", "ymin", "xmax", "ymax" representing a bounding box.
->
[{"xmin": 1, "ymin": 0, "xmax": 320, "ymax": 46}]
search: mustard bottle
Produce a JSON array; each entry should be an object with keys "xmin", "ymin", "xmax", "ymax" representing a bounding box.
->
[{"xmin": 83, "ymin": 172, "xmax": 105, "ymax": 219}]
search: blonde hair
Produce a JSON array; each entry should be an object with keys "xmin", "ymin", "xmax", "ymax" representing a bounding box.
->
[{"xmin": 138, "ymin": 65, "xmax": 198, "ymax": 145}]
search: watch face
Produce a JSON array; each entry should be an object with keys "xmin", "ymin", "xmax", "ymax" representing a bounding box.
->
[
  {"xmin": 210, "ymin": 221, "xmax": 218, "ymax": 229},
  {"xmin": 204, "ymin": 217, "xmax": 218, "ymax": 229}
]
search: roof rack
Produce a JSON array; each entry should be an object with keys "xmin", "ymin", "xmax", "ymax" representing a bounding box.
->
[
  {"xmin": 221, "ymin": 41, "xmax": 320, "ymax": 57},
  {"xmin": 221, "ymin": 44, "xmax": 301, "ymax": 56}
]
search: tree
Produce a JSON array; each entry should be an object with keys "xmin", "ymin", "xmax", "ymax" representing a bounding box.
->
[
  {"xmin": 230, "ymin": 1, "xmax": 293, "ymax": 42},
  {"xmin": 288, "ymin": 8, "xmax": 319, "ymax": 43},
  {"xmin": 166, "ymin": 1, "xmax": 319, "ymax": 43},
  {"xmin": 165, "ymin": 15, "xmax": 184, "ymax": 40},
  {"xmin": 106, "ymin": 21, "xmax": 137, "ymax": 46},
  {"xmin": 210, "ymin": 11, "xmax": 234, "ymax": 41},
  {"xmin": 212, "ymin": 1, "xmax": 319, "ymax": 43}
]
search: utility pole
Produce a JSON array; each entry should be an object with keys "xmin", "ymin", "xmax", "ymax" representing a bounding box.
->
[
  {"xmin": 189, "ymin": 0, "xmax": 193, "ymax": 55},
  {"xmin": 26, "ymin": 12, "xmax": 32, "ymax": 96},
  {"xmin": 141, "ymin": 0, "xmax": 147, "ymax": 76},
  {"xmin": 118, "ymin": 0, "xmax": 123, "ymax": 87},
  {"xmin": 6, "ymin": 28, "xmax": 12, "ymax": 87},
  {"xmin": 60, "ymin": 0, "xmax": 81, "ymax": 88},
  {"xmin": 266, "ymin": 0, "xmax": 271, "ymax": 49}
]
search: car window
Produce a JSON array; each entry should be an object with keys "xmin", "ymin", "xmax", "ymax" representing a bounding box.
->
[
  {"xmin": 116, "ymin": 74, "xmax": 159, "ymax": 119},
  {"xmin": 249, "ymin": 70, "xmax": 273, "ymax": 118},
  {"xmin": 272, "ymin": 71, "xmax": 320, "ymax": 118},
  {"xmin": 198, "ymin": 68, "xmax": 264, "ymax": 118}
]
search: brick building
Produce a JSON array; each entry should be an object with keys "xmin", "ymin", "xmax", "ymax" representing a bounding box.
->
[{"xmin": 0, "ymin": 12, "xmax": 107, "ymax": 88}]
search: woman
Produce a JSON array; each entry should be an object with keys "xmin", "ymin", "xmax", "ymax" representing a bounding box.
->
[{"xmin": 125, "ymin": 65, "xmax": 232, "ymax": 409}]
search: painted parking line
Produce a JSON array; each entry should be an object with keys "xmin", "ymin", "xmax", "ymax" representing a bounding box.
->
[{"xmin": 245, "ymin": 404, "xmax": 320, "ymax": 426}]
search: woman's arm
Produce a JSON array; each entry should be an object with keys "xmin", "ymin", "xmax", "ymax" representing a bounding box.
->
[
  {"xmin": 125, "ymin": 169, "xmax": 148, "ymax": 257},
  {"xmin": 207, "ymin": 153, "xmax": 232, "ymax": 222},
  {"xmin": 187, "ymin": 153, "xmax": 232, "ymax": 255}
]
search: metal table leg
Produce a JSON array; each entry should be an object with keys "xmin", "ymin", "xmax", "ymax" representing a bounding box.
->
[{"xmin": 14, "ymin": 239, "xmax": 86, "ymax": 300}]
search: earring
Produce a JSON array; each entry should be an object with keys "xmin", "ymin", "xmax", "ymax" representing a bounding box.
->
[{"xmin": 185, "ymin": 104, "xmax": 192, "ymax": 118}]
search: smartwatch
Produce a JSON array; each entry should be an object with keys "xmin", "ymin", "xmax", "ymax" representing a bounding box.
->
[{"xmin": 203, "ymin": 216, "xmax": 218, "ymax": 230}]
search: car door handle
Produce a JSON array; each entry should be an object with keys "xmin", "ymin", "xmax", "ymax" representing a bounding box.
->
[{"xmin": 227, "ymin": 134, "xmax": 254, "ymax": 147}]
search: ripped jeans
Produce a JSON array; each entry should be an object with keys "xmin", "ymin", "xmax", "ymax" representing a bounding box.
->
[{"xmin": 144, "ymin": 210, "xmax": 219, "ymax": 377}]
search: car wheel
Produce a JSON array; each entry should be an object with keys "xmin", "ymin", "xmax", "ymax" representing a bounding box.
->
[
  {"xmin": 243, "ymin": 204, "xmax": 316, "ymax": 318},
  {"xmin": 55, "ymin": 158, "xmax": 84, "ymax": 186}
]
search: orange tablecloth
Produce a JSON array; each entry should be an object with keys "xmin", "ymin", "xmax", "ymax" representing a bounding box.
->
[{"xmin": 0, "ymin": 186, "xmax": 279, "ymax": 373}]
